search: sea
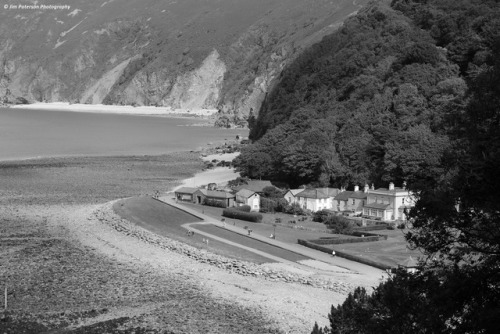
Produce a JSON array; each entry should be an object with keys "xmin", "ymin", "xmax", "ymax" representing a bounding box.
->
[{"xmin": 0, "ymin": 107, "xmax": 247, "ymax": 161}]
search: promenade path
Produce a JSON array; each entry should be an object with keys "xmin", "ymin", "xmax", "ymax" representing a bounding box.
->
[{"xmin": 159, "ymin": 195, "xmax": 385, "ymax": 279}]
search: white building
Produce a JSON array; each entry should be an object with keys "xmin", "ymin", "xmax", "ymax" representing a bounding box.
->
[
  {"xmin": 235, "ymin": 189, "xmax": 260, "ymax": 212},
  {"xmin": 284, "ymin": 189, "xmax": 304, "ymax": 205},
  {"xmin": 294, "ymin": 188, "xmax": 340, "ymax": 212},
  {"xmin": 363, "ymin": 182, "xmax": 415, "ymax": 221}
]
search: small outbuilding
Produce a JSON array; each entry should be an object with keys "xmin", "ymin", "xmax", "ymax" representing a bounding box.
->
[
  {"xmin": 174, "ymin": 187, "xmax": 199, "ymax": 203},
  {"xmin": 193, "ymin": 189, "xmax": 235, "ymax": 208},
  {"xmin": 235, "ymin": 189, "xmax": 260, "ymax": 211}
]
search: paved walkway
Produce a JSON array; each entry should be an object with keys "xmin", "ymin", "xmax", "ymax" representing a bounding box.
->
[{"xmin": 159, "ymin": 195, "xmax": 385, "ymax": 278}]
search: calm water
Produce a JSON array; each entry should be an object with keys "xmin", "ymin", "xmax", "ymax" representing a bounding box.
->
[{"xmin": 0, "ymin": 108, "xmax": 247, "ymax": 161}]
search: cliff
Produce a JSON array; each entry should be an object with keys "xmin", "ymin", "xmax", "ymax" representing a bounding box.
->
[{"xmin": 0, "ymin": 0, "xmax": 369, "ymax": 125}]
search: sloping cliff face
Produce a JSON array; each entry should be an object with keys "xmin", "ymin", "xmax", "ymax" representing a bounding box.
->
[{"xmin": 0, "ymin": 0, "xmax": 370, "ymax": 124}]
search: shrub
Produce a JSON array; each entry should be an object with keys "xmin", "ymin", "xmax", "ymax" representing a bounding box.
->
[
  {"xmin": 222, "ymin": 208, "xmax": 263, "ymax": 222},
  {"xmin": 313, "ymin": 209, "xmax": 331, "ymax": 222},
  {"xmin": 260, "ymin": 197, "xmax": 277, "ymax": 213},
  {"xmin": 283, "ymin": 203, "xmax": 306, "ymax": 216},
  {"xmin": 325, "ymin": 215, "xmax": 353, "ymax": 234},
  {"xmin": 235, "ymin": 205, "xmax": 251, "ymax": 212}
]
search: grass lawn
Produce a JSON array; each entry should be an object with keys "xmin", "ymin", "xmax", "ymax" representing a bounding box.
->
[
  {"xmin": 180, "ymin": 202, "xmax": 423, "ymax": 268},
  {"xmin": 180, "ymin": 202, "xmax": 341, "ymax": 243},
  {"xmin": 194, "ymin": 224, "xmax": 310, "ymax": 262},
  {"xmin": 327, "ymin": 229, "xmax": 423, "ymax": 268},
  {"xmin": 113, "ymin": 196, "xmax": 276, "ymax": 264}
]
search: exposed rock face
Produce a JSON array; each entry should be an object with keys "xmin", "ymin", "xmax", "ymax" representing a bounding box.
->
[
  {"xmin": 162, "ymin": 49, "xmax": 226, "ymax": 110},
  {"xmin": 0, "ymin": 0, "xmax": 369, "ymax": 124}
]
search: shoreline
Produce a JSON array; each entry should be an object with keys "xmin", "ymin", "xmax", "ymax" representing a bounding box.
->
[{"xmin": 8, "ymin": 102, "xmax": 219, "ymax": 117}]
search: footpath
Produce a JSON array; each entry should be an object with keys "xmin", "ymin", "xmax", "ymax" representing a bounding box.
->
[{"xmin": 158, "ymin": 195, "xmax": 385, "ymax": 279}]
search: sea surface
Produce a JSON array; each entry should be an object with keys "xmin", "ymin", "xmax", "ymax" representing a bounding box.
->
[{"xmin": 0, "ymin": 107, "xmax": 247, "ymax": 161}]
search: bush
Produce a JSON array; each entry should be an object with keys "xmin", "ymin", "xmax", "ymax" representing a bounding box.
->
[
  {"xmin": 260, "ymin": 196, "xmax": 288, "ymax": 213},
  {"xmin": 235, "ymin": 205, "xmax": 251, "ymax": 212},
  {"xmin": 260, "ymin": 197, "xmax": 277, "ymax": 213},
  {"xmin": 325, "ymin": 215, "xmax": 353, "ymax": 234},
  {"xmin": 222, "ymin": 208, "xmax": 263, "ymax": 222},
  {"xmin": 313, "ymin": 209, "xmax": 331, "ymax": 222},
  {"xmin": 283, "ymin": 203, "xmax": 306, "ymax": 215}
]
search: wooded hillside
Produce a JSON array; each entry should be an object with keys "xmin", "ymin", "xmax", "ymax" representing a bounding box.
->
[{"xmin": 235, "ymin": 0, "xmax": 499, "ymax": 190}]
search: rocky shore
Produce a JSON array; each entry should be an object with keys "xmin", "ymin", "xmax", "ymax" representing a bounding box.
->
[
  {"xmin": 0, "ymin": 152, "xmax": 368, "ymax": 333},
  {"xmin": 98, "ymin": 202, "xmax": 355, "ymax": 293}
]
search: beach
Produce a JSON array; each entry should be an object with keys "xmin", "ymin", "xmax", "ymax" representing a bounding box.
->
[
  {"xmin": 0, "ymin": 151, "xmax": 377, "ymax": 333},
  {"xmin": 9, "ymin": 102, "xmax": 218, "ymax": 117}
]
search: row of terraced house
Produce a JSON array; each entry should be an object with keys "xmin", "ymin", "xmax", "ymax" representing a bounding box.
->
[
  {"xmin": 285, "ymin": 182, "xmax": 415, "ymax": 221},
  {"xmin": 174, "ymin": 180, "xmax": 414, "ymax": 222}
]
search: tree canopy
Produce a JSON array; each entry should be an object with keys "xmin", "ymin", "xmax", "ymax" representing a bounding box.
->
[{"xmin": 306, "ymin": 1, "xmax": 500, "ymax": 333}]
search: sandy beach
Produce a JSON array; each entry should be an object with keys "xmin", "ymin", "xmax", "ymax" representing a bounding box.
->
[
  {"xmin": 0, "ymin": 151, "xmax": 380, "ymax": 333},
  {"xmin": 9, "ymin": 102, "xmax": 218, "ymax": 117}
]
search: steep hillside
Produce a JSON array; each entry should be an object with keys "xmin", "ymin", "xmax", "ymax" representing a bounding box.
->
[
  {"xmin": 0, "ymin": 0, "xmax": 369, "ymax": 124},
  {"xmin": 235, "ymin": 0, "xmax": 500, "ymax": 188}
]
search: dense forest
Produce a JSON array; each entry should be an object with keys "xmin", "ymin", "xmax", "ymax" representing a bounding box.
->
[
  {"xmin": 234, "ymin": 0, "xmax": 497, "ymax": 190},
  {"xmin": 235, "ymin": 0, "xmax": 500, "ymax": 332}
]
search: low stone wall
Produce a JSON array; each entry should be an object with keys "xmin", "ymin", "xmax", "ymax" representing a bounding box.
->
[{"xmin": 98, "ymin": 205, "xmax": 354, "ymax": 293}]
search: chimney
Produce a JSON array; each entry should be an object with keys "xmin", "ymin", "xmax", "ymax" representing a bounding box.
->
[
  {"xmin": 364, "ymin": 184, "xmax": 369, "ymax": 193},
  {"xmin": 402, "ymin": 181, "xmax": 407, "ymax": 190},
  {"xmin": 371, "ymin": 183, "xmax": 375, "ymax": 190},
  {"xmin": 354, "ymin": 185, "xmax": 359, "ymax": 192},
  {"xmin": 389, "ymin": 182, "xmax": 395, "ymax": 190}
]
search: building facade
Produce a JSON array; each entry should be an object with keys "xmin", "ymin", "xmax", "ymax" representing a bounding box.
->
[
  {"xmin": 235, "ymin": 189, "xmax": 260, "ymax": 211},
  {"xmin": 362, "ymin": 182, "xmax": 415, "ymax": 221}
]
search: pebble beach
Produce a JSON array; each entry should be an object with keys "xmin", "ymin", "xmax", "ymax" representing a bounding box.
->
[{"xmin": 0, "ymin": 151, "xmax": 379, "ymax": 333}]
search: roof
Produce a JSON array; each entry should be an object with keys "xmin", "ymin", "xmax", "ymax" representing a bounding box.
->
[
  {"xmin": 371, "ymin": 187, "xmax": 408, "ymax": 195},
  {"xmin": 197, "ymin": 189, "xmax": 235, "ymax": 199},
  {"xmin": 235, "ymin": 189, "xmax": 258, "ymax": 198},
  {"xmin": 364, "ymin": 203, "xmax": 391, "ymax": 210},
  {"xmin": 317, "ymin": 188, "xmax": 341, "ymax": 197},
  {"xmin": 350, "ymin": 191, "xmax": 368, "ymax": 199},
  {"xmin": 335, "ymin": 190, "xmax": 368, "ymax": 201},
  {"xmin": 234, "ymin": 180, "xmax": 273, "ymax": 193},
  {"xmin": 175, "ymin": 187, "xmax": 199, "ymax": 194},
  {"xmin": 285, "ymin": 189, "xmax": 304, "ymax": 197},
  {"xmin": 335, "ymin": 191, "xmax": 353, "ymax": 201},
  {"xmin": 296, "ymin": 188, "xmax": 329, "ymax": 199}
]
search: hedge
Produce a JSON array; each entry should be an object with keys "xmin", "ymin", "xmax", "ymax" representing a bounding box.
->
[
  {"xmin": 350, "ymin": 231, "xmax": 388, "ymax": 239},
  {"xmin": 310, "ymin": 236, "xmax": 382, "ymax": 244},
  {"xmin": 303, "ymin": 231, "xmax": 388, "ymax": 245},
  {"xmin": 222, "ymin": 208, "xmax": 263, "ymax": 222},
  {"xmin": 353, "ymin": 224, "xmax": 388, "ymax": 231}
]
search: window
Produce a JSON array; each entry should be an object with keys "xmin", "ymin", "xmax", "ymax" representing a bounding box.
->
[
  {"xmin": 402, "ymin": 198, "xmax": 405, "ymax": 204},
  {"xmin": 352, "ymin": 199, "xmax": 355, "ymax": 205}
]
